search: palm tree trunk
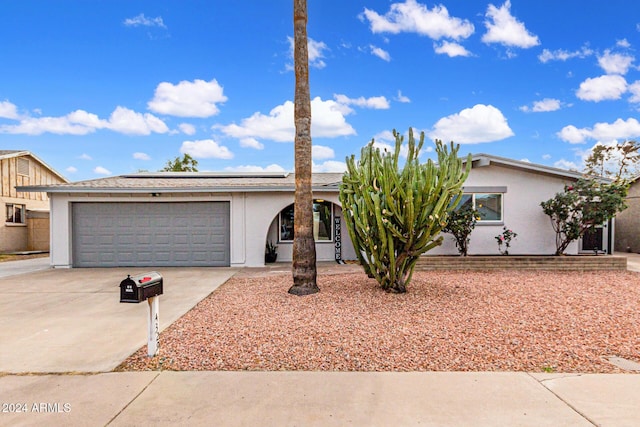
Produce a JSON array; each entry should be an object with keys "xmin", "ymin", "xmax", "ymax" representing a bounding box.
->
[{"xmin": 289, "ymin": 0, "xmax": 318, "ymax": 295}]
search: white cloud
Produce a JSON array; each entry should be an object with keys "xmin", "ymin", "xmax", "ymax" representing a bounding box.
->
[
  {"xmin": 216, "ymin": 97, "xmax": 356, "ymax": 143},
  {"xmin": 361, "ymin": 0, "xmax": 474, "ymax": 40},
  {"xmin": 107, "ymin": 107, "xmax": 168, "ymax": 135},
  {"xmin": 308, "ymin": 38, "xmax": 329, "ymax": 69},
  {"xmin": 519, "ymin": 98, "xmax": 561, "ymax": 113},
  {"xmin": 312, "ymin": 145, "xmax": 335, "ymax": 160},
  {"xmin": 598, "ymin": 50, "xmax": 635, "ymax": 75},
  {"xmin": 558, "ymin": 118, "xmax": 640, "ymax": 144},
  {"xmin": 133, "ymin": 152, "xmax": 151, "ymax": 160},
  {"xmin": 433, "ymin": 40, "xmax": 472, "ymax": 57},
  {"xmin": 239, "ymin": 138, "xmax": 264, "ymax": 150},
  {"xmin": 334, "ymin": 94, "xmax": 390, "ymax": 109},
  {"xmin": 180, "ymin": 139, "xmax": 233, "ymax": 159},
  {"xmin": 0, "ymin": 100, "xmax": 19, "ymax": 119},
  {"xmin": 482, "ymin": 1, "xmax": 540, "ymax": 48},
  {"xmin": 576, "ymin": 74, "xmax": 627, "ymax": 101},
  {"xmin": 617, "ymin": 38, "xmax": 631, "ymax": 48},
  {"xmin": 0, "ymin": 106, "xmax": 168, "ymax": 136},
  {"xmin": 395, "ymin": 90, "xmax": 411, "ymax": 103},
  {"xmin": 94, "ymin": 166, "xmax": 111, "ymax": 175},
  {"xmin": 287, "ymin": 37, "xmax": 329, "ymax": 69},
  {"xmin": 147, "ymin": 79, "xmax": 227, "ymax": 118},
  {"xmin": 553, "ymin": 159, "xmax": 580, "ymax": 171},
  {"xmin": 123, "ymin": 13, "xmax": 167, "ymax": 29},
  {"xmin": 313, "ymin": 160, "xmax": 347, "ymax": 173},
  {"xmin": 66, "ymin": 166, "xmax": 77, "ymax": 173},
  {"xmin": 179, "ymin": 123, "xmax": 196, "ymax": 135},
  {"xmin": 0, "ymin": 114, "xmax": 96, "ymax": 135},
  {"xmin": 79, "ymin": 153, "xmax": 92, "ymax": 160},
  {"xmin": 368, "ymin": 129, "xmax": 435, "ymax": 157},
  {"xmin": 224, "ymin": 164, "xmax": 286, "ymax": 173},
  {"xmin": 556, "ymin": 125, "xmax": 591, "ymax": 144},
  {"xmin": 428, "ymin": 104, "xmax": 514, "ymax": 143},
  {"xmin": 370, "ymin": 45, "xmax": 391, "ymax": 61},
  {"xmin": 628, "ymin": 80, "xmax": 640, "ymax": 103},
  {"xmin": 542, "ymin": 154, "xmax": 551, "ymax": 160},
  {"xmin": 538, "ymin": 45, "xmax": 593, "ymax": 63}
]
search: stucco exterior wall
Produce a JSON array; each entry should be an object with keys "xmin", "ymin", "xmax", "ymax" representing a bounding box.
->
[
  {"xmin": 428, "ymin": 164, "xmax": 580, "ymax": 256},
  {"xmin": 614, "ymin": 180, "xmax": 640, "ymax": 253},
  {"xmin": 0, "ymin": 197, "xmax": 49, "ymax": 252},
  {"xmin": 263, "ymin": 196, "xmax": 357, "ymax": 264},
  {"xmin": 48, "ymin": 191, "xmax": 356, "ymax": 268},
  {"xmin": 242, "ymin": 191, "xmax": 355, "ymax": 266},
  {"xmin": 46, "ymin": 164, "xmax": 587, "ymax": 267}
]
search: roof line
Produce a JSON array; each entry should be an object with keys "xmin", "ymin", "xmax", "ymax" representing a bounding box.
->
[
  {"xmin": 0, "ymin": 150, "xmax": 69, "ymax": 183},
  {"xmin": 122, "ymin": 171, "xmax": 291, "ymax": 179},
  {"xmin": 469, "ymin": 153, "xmax": 585, "ymax": 180},
  {"xmin": 15, "ymin": 185, "xmax": 341, "ymax": 194}
]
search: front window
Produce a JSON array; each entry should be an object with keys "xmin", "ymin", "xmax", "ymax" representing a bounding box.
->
[
  {"xmin": 279, "ymin": 200, "xmax": 333, "ymax": 242},
  {"xmin": 454, "ymin": 193, "xmax": 502, "ymax": 222},
  {"xmin": 6, "ymin": 204, "xmax": 26, "ymax": 224}
]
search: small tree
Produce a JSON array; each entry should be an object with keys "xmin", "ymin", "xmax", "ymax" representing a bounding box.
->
[
  {"xmin": 540, "ymin": 178, "xmax": 628, "ymax": 255},
  {"xmin": 442, "ymin": 205, "xmax": 479, "ymax": 256},
  {"xmin": 340, "ymin": 129, "xmax": 470, "ymax": 293},
  {"xmin": 161, "ymin": 154, "xmax": 198, "ymax": 172},
  {"xmin": 583, "ymin": 140, "xmax": 640, "ymax": 182}
]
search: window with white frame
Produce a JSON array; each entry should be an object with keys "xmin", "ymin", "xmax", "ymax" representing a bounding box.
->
[
  {"xmin": 456, "ymin": 193, "xmax": 503, "ymax": 222},
  {"xmin": 279, "ymin": 200, "xmax": 333, "ymax": 242},
  {"xmin": 5, "ymin": 204, "xmax": 26, "ymax": 224}
]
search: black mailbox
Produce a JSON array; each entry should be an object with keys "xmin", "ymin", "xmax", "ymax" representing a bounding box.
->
[{"xmin": 120, "ymin": 271, "xmax": 163, "ymax": 303}]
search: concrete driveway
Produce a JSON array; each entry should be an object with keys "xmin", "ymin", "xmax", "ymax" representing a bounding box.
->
[{"xmin": 0, "ymin": 267, "xmax": 236, "ymax": 373}]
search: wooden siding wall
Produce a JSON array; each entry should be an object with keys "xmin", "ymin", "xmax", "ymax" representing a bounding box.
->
[{"xmin": 0, "ymin": 155, "xmax": 64, "ymax": 201}]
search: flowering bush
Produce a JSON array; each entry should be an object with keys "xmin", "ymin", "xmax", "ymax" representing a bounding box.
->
[
  {"xmin": 495, "ymin": 227, "xmax": 517, "ymax": 255},
  {"xmin": 442, "ymin": 206, "xmax": 479, "ymax": 256}
]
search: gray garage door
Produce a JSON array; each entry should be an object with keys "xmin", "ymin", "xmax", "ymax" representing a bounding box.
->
[{"xmin": 72, "ymin": 202, "xmax": 230, "ymax": 267}]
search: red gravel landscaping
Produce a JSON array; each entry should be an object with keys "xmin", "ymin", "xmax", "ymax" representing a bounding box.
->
[{"xmin": 117, "ymin": 270, "xmax": 640, "ymax": 373}]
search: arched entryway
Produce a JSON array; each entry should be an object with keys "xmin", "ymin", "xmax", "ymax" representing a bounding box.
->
[{"xmin": 265, "ymin": 199, "xmax": 356, "ymax": 263}]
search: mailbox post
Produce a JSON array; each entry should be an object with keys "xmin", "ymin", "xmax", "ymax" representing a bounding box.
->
[
  {"xmin": 147, "ymin": 295, "xmax": 159, "ymax": 357},
  {"xmin": 120, "ymin": 272, "xmax": 163, "ymax": 357}
]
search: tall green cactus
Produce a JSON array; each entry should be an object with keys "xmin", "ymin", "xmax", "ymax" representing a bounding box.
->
[{"xmin": 339, "ymin": 129, "xmax": 470, "ymax": 293}]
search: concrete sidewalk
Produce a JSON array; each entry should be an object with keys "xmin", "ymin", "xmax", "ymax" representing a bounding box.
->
[
  {"xmin": 616, "ymin": 251, "xmax": 640, "ymax": 272},
  {"xmin": 1, "ymin": 371, "xmax": 639, "ymax": 426}
]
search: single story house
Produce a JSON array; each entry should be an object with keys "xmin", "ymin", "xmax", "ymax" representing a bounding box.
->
[
  {"xmin": 614, "ymin": 175, "xmax": 640, "ymax": 253},
  {"xmin": 1, "ymin": 150, "xmax": 68, "ymax": 253},
  {"xmin": 18, "ymin": 154, "xmax": 606, "ymax": 268}
]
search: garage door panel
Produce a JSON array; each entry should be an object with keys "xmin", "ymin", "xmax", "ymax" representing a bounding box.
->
[{"xmin": 72, "ymin": 202, "xmax": 230, "ymax": 267}]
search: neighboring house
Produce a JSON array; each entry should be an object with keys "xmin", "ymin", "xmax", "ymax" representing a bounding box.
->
[
  {"xmin": 1, "ymin": 150, "xmax": 68, "ymax": 253},
  {"xmin": 18, "ymin": 154, "xmax": 605, "ymax": 268},
  {"xmin": 614, "ymin": 175, "xmax": 640, "ymax": 253}
]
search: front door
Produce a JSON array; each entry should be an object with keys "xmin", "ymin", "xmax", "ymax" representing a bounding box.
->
[{"xmin": 581, "ymin": 225, "xmax": 607, "ymax": 254}]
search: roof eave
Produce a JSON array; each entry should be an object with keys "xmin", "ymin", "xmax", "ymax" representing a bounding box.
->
[
  {"xmin": 16, "ymin": 185, "xmax": 341, "ymax": 194},
  {"xmin": 469, "ymin": 154, "xmax": 586, "ymax": 180}
]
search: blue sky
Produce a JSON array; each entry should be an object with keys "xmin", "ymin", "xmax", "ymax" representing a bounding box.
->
[{"xmin": 2, "ymin": 0, "xmax": 640, "ymax": 180}]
